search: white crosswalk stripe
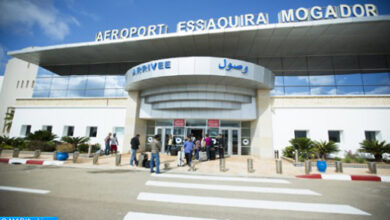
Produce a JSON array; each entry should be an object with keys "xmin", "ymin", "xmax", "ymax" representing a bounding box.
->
[
  {"xmin": 123, "ymin": 212, "xmax": 227, "ymax": 220},
  {"xmin": 0, "ymin": 185, "xmax": 50, "ymax": 194},
  {"xmin": 146, "ymin": 180, "xmax": 320, "ymax": 196}
]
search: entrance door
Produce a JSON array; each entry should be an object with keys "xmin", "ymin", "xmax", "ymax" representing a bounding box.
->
[
  {"xmin": 221, "ymin": 128, "xmax": 241, "ymax": 156},
  {"xmin": 155, "ymin": 127, "xmax": 172, "ymax": 153}
]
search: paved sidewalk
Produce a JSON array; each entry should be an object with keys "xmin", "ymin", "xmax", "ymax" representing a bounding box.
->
[{"xmin": 1, "ymin": 151, "xmax": 389, "ymax": 178}]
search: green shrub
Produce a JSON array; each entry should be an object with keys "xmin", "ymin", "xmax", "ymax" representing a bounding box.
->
[
  {"xmin": 282, "ymin": 146, "xmax": 295, "ymax": 158},
  {"xmin": 28, "ymin": 140, "xmax": 56, "ymax": 152},
  {"xmin": 78, "ymin": 144, "xmax": 90, "ymax": 153},
  {"xmin": 359, "ymin": 140, "xmax": 390, "ymax": 161},
  {"xmin": 355, "ymin": 157, "xmax": 365, "ymax": 164},
  {"xmin": 287, "ymin": 137, "xmax": 315, "ymax": 159},
  {"xmin": 313, "ymin": 140, "xmax": 339, "ymax": 160},
  {"xmin": 26, "ymin": 130, "xmax": 57, "ymax": 142},
  {"xmin": 334, "ymin": 157, "xmax": 341, "ymax": 161},
  {"xmin": 56, "ymin": 143, "xmax": 74, "ymax": 153},
  {"xmin": 344, "ymin": 158, "xmax": 352, "ymax": 163},
  {"xmin": 91, "ymin": 143, "xmax": 101, "ymax": 152}
]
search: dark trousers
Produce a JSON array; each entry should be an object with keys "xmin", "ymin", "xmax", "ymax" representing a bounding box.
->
[
  {"xmin": 219, "ymin": 147, "xmax": 224, "ymax": 159},
  {"xmin": 206, "ymin": 145, "xmax": 210, "ymax": 160},
  {"xmin": 185, "ymin": 153, "xmax": 192, "ymax": 167}
]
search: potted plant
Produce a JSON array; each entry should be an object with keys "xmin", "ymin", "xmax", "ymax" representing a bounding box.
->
[
  {"xmin": 56, "ymin": 143, "xmax": 74, "ymax": 161},
  {"xmin": 313, "ymin": 140, "xmax": 339, "ymax": 172}
]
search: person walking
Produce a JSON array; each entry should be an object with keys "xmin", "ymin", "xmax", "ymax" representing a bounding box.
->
[
  {"xmin": 204, "ymin": 134, "xmax": 212, "ymax": 160},
  {"xmin": 110, "ymin": 133, "xmax": 119, "ymax": 154},
  {"xmin": 104, "ymin": 133, "xmax": 112, "ymax": 155},
  {"xmin": 217, "ymin": 134, "xmax": 225, "ymax": 159},
  {"xmin": 166, "ymin": 134, "xmax": 173, "ymax": 155},
  {"xmin": 194, "ymin": 138, "xmax": 201, "ymax": 160},
  {"xmin": 184, "ymin": 136, "xmax": 194, "ymax": 167},
  {"xmin": 130, "ymin": 134, "xmax": 140, "ymax": 166},
  {"xmin": 150, "ymin": 135, "xmax": 161, "ymax": 174}
]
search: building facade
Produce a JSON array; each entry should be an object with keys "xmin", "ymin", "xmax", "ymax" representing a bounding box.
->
[{"xmin": 1, "ymin": 4, "xmax": 390, "ymax": 158}]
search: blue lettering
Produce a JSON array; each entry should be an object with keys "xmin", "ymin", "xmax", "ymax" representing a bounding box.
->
[
  {"xmin": 158, "ymin": 62, "xmax": 164, "ymax": 69},
  {"xmin": 142, "ymin": 65, "xmax": 147, "ymax": 72},
  {"xmin": 165, "ymin": 61, "xmax": 171, "ymax": 69},
  {"xmin": 151, "ymin": 63, "xmax": 157, "ymax": 70},
  {"xmin": 137, "ymin": 67, "xmax": 142, "ymax": 74}
]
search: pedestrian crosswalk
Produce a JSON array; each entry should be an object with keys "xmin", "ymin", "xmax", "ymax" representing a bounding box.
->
[{"xmin": 125, "ymin": 172, "xmax": 371, "ymax": 219}]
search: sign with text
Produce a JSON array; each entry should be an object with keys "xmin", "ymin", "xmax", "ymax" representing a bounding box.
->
[
  {"xmin": 174, "ymin": 119, "xmax": 185, "ymax": 127},
  {"xmin": 208, "ymin": 120, "xmax": 220, "ymax": 128}
]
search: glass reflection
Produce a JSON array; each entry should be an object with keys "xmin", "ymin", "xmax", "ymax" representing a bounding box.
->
[
  {"xmin": 274, "ymin": 76, "xmax": 284, "ymax": 86},
  {"xmin": 336, "ymin": 86, "xmax": 364, "ymax": 95},
  {"xmin": 310, "ymin": 87, "xmax": 336, "ymax": 95},
  {"xmin": 309, "ymin": 75, "xmax": 335, "ymax": 86},
  {"xmin": 34, "ymin": 78, "xmax": 52, "ymax": 90},
  {"xmin": 284, "ymin": 76, "xmax": 309, "ymax": 86},
  {"xmin": 85, "ymin": 89, "xmax": 105, "ymax": 97},
  {"xmin": 68, "ymin": 76, "xmax": 87, "ymax": 90},
  {"xmin": 49, "ymin": 90, "xmax": 67, "ymax": 97},
  {"xmin": 86, "ymin": 76, "xmax": 106, "ymax": 89},
  {"xmin": 51, "ymin": 77, "xmax": 69, "ymax": 89},
  {"xmin": 106, "ymin": 76, "xmax": 125, "ymax": 88},
  {"xmin": 362, "ymin": 73, "xmax": 390, "ymax": 85},
  {"xmin": 364, "ymin": 86, "xmax": 390, "ymax": 95},
  {"xmin": 67, "ymin": 90, "xmax": 86, "ymax": 97},
  {"xmin": 270, "ymin": 87, "xmax": 284, "ymax": 96},
  {"xmin": 284, "ymin": 87, "xmax": 310, "ymax": 95},
  {"xmin": 335, "ymin": 74, "xmax": 362, "ymax": 85},
  {"xmin": 33, "ymin": 90, "xmax": 50, "ymax": 97}
]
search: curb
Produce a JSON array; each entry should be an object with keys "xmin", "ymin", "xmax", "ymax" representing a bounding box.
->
[
  {"xmin": 296, "ymin": 174, "xmax": 390, "ymax": 182},
  {"xmin": 0, "ymin": 158, "xmax": 64, "ymax": 166}
]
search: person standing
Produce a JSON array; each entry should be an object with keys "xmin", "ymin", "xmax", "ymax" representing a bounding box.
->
[
  {"xmin": 167, "ymin": 134, "xmax": 173, "ymax": 155},
  {"xmin": 184, "ymin": 137, "xmax": 194, "ymax": 167},
  {"xmin": 130, "ymin": 134, "xmax": 140, "ymax": 166},
  {"xmin": 204, "ymin": 134, "xmax": 212, "ymax": 160},
  {"xmin": 150, "ymin": 135, "xmax": 161, "ymax": 174},
  {"xmin": 194, "ymin": 138, "xmax": 201, "ymax": 160},
  {"xmin": 110, "ymin": 133, "xmax": 119, "ymax": 154},
  {"xmin": 104, "ymin": 133, "xmax": 112, "ymax": 155},
  {"xmin": 217, "ymin": 134, "xmax": 225, "ymax": 159}
]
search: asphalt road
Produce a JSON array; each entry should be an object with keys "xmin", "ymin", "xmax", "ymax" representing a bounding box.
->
[{"xmin": 0, "ymin": 163, "xmax": 389, "ymax": 220}]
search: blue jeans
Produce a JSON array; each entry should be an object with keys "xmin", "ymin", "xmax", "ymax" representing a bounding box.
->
[
  {"xmin": 195, "ymin": 148, "xmax": 199, "ymax": 160},
  {"xmin": 105, "ymin": 145, "xmax": 110, "ymax": 155},
  {"xmin": 130, "ymin": 149, "xmax": 138, "ymax": 166},
  {"xmin": 206, "ymin": 145, "xmax": 210, "ymax": 160},
  {"xmin": 150, "ymin": 153, "xmax": 160, "ymax": 173}
]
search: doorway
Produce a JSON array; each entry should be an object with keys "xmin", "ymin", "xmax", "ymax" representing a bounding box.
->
[
  {"xmin": 220, "ymin": 128, "xmax": 241, "ymax": 156},
  {"xmin": 186, "ymin": 128, "xmax": 204, "ymax": 140},
  {"xmin": 155, "ymin": 127, "xmax": 172, "ymax": 153}
]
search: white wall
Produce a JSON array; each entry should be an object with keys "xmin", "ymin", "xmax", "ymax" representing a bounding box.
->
[
  {"xmin": 10, "ymin": 107, "xmax": 127, "ymax": 152},
  {"xmin": 0, "ymin": 76, "xmax": 3, "ymax": 92},
  {"xmin": 272, "ymin": 107, "xmax": 390, "ymax": 157}
]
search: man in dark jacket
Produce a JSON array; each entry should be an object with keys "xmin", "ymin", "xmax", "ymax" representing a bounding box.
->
[
  {"xmin": 130, "ymin": 134, "xmax": 140, "ymax": 166},
  {"xmin": 217, "ymin": 134, "xmax": 225, "ymax": 159}
]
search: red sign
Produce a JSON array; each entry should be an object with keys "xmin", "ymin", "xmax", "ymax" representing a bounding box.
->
[
  {"xmin": 174, "ymin": 119, "xmax": 185, "ymax": 127},
  {"xmin": 208, "ymin": 119, "xmax": 219, "ymax": 127}
]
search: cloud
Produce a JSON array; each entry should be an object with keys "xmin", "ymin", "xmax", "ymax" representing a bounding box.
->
[
  {"xmin": 309, "ymin": 75, "xmax": 335, "ymax": 85},
  {"xmin": 0, "ymin": 0, "xmax": 80, "ymax": 40}
]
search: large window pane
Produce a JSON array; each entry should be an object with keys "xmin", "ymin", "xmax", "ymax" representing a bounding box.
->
[
  {"xmin": 186, "ymin": 120, "xmax": 206, "ymax": 126},
  {"xmin": 34, "ymin": 78, "xmax": 52, "ymax": 90},
  {"xmin": 51, "ymin": 77, "xmax": 69, "ymax": 90},
  {"xmin": 67, "ymin": 90, "xmax": 86, "ymax": 97},
  {"xmin": 310, "ymin": 86, "xmax": 336, "ymax": 95},
  {"xmin": 33, "ymin": 90, "xmax": 49, "ymax": 97},
  {"xmin": 86, "ymin": 76, "xmax": 106, "ymax": 89},
  {"xmin": 49, "ymin": 90, "xmax": 67, "ymax": 97},
  {"xmin": 274, "ymin": 76, "xmax": 284, "ymax": 86},
  {"xmin": 68, "ymin": 76, "xmax": 87, "ymax": 89},
  {"xmin": 270, "ymin": 87, "xmax": 284, "ymax": 96},
  {"xmin": 220, "ymin": 121, "xmax": 240, "ymax": 127},
  {"xmin": 335, "ymin": 74, "xmax": 363, "ymax": 85},
  {"xmin": 85, "ymin": 89, "xmax": 104, "ymax": 97},
  {"xmin": 364, "ymin": 86, "xmax": 390, "ymax": 95},
  {"xmin": 104, "ymin": 89, "xmax": 126, "ymax": 97},
  {"xmin": 336, "ymin": 86, "xmax": 364, "ymax": 95},
  {"xmin": 284, "ymin": 76, "xmax": 309, "ymax": 86},
  {"xmin": 105, "ymin": 75, "xmax": 125, "ymax": 88},
  {"xmin": 156, "ymin": 120, "xmax": 173, "ymax": 126},
  {"xmin": 284, "ymin": 87, "xmax": 310, "ymax": 95},
  {"xmin": 309, "ymin": 75, "xmax": 335, "ymax": 86},
  {"xmin": 362, "ymin": 73, "xmax": 390, "ymax": 85}
]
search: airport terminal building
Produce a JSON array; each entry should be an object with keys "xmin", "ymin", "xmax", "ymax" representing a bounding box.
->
[{"xmin": 0, "ymin": 3, "xmax": 389, "ymax": 158}]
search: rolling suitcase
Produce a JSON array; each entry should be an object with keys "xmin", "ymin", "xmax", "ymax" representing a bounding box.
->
[
  {"xmin": 177, "ymin": 151, "xmax": 185, "ymax": 166},
  {"xmin": 209, "ymin": 148, "xmax": 216, "ymax": 160},
  {"xmin": 199, "ymin": 151, "xmax": 207, "ymax": 161},
  {"xmin": 138, "ymin": 153, "xmax": 148, "ymax": 167}
]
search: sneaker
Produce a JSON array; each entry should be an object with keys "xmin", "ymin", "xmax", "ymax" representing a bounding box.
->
[{"xmin": 150, "ymin": 170, "xmax": 155, "ymax": 173}]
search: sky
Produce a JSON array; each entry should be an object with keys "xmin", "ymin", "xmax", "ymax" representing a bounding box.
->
[{"xmin": 0, "ymin": 0, "xmax": 390, "ymax": 75}]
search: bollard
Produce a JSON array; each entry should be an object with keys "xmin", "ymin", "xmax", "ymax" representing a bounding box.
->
[
  {"xmin": 0, "ymin": 148, "xmax": 3, "ymax": 157},
  {"xmin": 73, "ymin": 151, "xmax": 80, "ymax": 163},
  {"xmin": 115, "ymin": 153, "xmax": 121, "ymax": 166},
  {"xmin": 294, "ymin": 150, "xmax": 299, "ymax": 164},
  {"xmin": 219, "ymin": 158, "xmax": 227, "ymax": 172},
  {"xmin": 304, "ymin": 160, "xmax": 312, "ymax": 174},
  {"xmin": 33, "ymin": 150, "xmax": 41, "ymax": 158},
  {"xmin": 247, "ymin": 158, "xmax": 255, "ymax": 173},
  {"xmin": 53, "ymin": 151, "xmax": 57, "ymax": 160},
  {"xmin": 87, "ymin": 145, "xmax": 92, "ymax": 158},
  {"xmin": 12, "ymin": 149, "xmax": 20, "ymax": 158},
  {"xmin": 276, "ymin": 159, "xmax": 282, "ymax": 174},
  {"xmin": 164, "ymin": 162, "xmax": 169, "ymax": 170},
  {"xmin": 276, "ymin": 150, "xmax": 279, "ymax": 159},
  {"xmin": 335, "ymin": 161, "xmax": 343, "ymax": 173},
  {"xmin": 190, "ymin": 161, "xmax": 196, "ymax": 172},
  {"xmin": 93, "ymin": 153, "xmax": 99, "ymax": 165},
  {"xmin": 368, "ymin": 162, "xmax": 377, "ymax": 174}
]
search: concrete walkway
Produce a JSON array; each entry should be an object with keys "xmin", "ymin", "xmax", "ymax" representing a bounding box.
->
[{"xmin": 1, "ymin": 151, "xmax": 390, "ymax": 177}]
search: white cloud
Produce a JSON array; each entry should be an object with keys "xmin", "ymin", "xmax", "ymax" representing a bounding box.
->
[
  {"xmin": 309, "ymin": 75, "xmax": 334, "ymax": 85},
  {"xmin": 0, "ymin": 0, "xmax": 80, "ymax": 40}
]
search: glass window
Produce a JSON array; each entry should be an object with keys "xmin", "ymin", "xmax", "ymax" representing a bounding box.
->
[
  {"xmin": 309, "ymin": 75, "xmax": 335, "ymax": 86},
  {"xmin": 336, "ymin": 86, "xmax": 364, "ymax": 95},
  {"xmin": 105, "ymin": 75, "xmax": 125, "ymax": 88},
  {"xmin": 68, "ymin": 76, "xmax": 87, "ymax": 90},
  {"xmin": 37, "ymin": 67, "xmax": 55, "ymax": 76},
  {"xmin": 220, "ymin": 121, "xmax": 240, "ymax": 127},
  {"xmin": 186, "ymin": 120, "xmax": 206, "ymax": 127},
  {"xmin": 33, "ymin": 90, "xmax": 50, "ymax": 97},
  {"xmin": 86, "ymin": 76, "xmax": 106, "ymax": 89},
  {"xmin": 156, "ymin": 120, "xmax": 173, "ymax": 126},
  {"xmin": 335, "ymin": 74, "xmax": 363, "ymax": 85},
  {"xmin": 113, "ymin": 127, "xmax": 124, "ymax": 136},
  {"xmin": 174, "ymin": 127, "xmax": 185, "ymax": 135},
  {"xmin": 284, "ymin": 76, "xmax": 309, "ymax": 86},
  {"xmin": 20, "ymin": 125, "xmax": 31, "ymax": 137},
  {"xmin": 85, "ymin": 89, "xmax": 105, "ymax": 97},
  {"xmin": 365, "ymin": 131, "xmax": 377, "ymax": 141},
  {"xmin": 207, "ymin": 128, "xmax": 219, "ymax": 137},
  {"xmin": 294, "ymin": 130, "xmax": 307, "ymax": 138},
  {"xmin": 328, "ymin": 131, "xmax": 341, "ymax": 143},
  {"xmin": 51, "ymin": 77, "xmax": 69, "ymax": 90},
  {"xmin": 67, "ymin": 90, "xmax": 86, "ymax": 97},
  {"xmin": 63, "ymin": 126, "xmax": 74, "ymax": 137},
  {"xmin": 87, "ymin": 126, "xmax": 98, "ymax": 137},
  {"xmin": 34, "ymin": 78, "xmax": 52, "ymax": 90},
  {"xmin": 49, "ymin": 90, "xmax": 67, "ymax": 97},
  {"xmin": 274, "ymin": 76, "xmax": 284, "ymax": 86},
  {"xmin": 364, "ymin": 86, "xmax": 390, "ymax": 95},
  {"xmin": 42, "ymin": 125, "xmax": 52, "ymax": 133},
  {"xmin": 310, "ymin": 87, "xmax": 336, "ymax": 95},
  {"xmin": 284, "ymin": 87, "xmax": 310, "ymax": 95},
  {"xmin": 362, "ymin": 73, "xmax": 390, "ymax": 85},
  {"xmin": 270, "ymin": 87, "xmax": 284, "ymax": 96}
]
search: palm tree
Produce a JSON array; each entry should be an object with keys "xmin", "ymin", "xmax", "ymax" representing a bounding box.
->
[
  {"xmin": 3, "ymin": 110, "xmax": 14, "ymax": 134},
  {"xmin": 61, "ymin": 136, "xmax": 90, "ymax": 150},
  {"xmin": 313, "ymin": 140, "xmax": 339, "ymax": 160},
  {"xmin": 359, "ymin": 140, "xmax": 390, "ymax": 161},
  {"xmin": 288, "ymin": 137, "xmax": 315, "ymax": 159},
  {"xmin": 26, "ymin": 130, "xmax": 57, "ymax": 142}
]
